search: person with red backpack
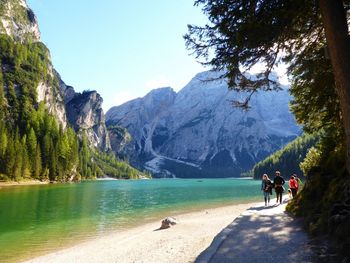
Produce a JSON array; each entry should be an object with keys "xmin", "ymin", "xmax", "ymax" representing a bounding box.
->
[
  {"xmin": 293, "ymin": 174, "xmax": 303, "ymax": 193},
  {"xmin": 288, "ymin": 175, "xmax": 298, "ymax": 198}
]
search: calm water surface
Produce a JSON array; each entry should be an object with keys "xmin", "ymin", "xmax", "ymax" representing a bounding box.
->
[{"xmin": 0, "ymin": 179, "xmax": 261, "ymax": 262}]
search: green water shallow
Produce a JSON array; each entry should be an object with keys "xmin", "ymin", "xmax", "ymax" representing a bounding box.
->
[{"xmin": 0, "ymin": 179, "xmax": 261, "ymax": 262}]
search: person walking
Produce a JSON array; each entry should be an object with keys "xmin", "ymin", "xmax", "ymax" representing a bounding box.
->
[
  {"xmin": 288, "ymin": 175, "xmax": 298, "ymax": 198},
  {"xmin": 261, "ymin": 174, "xmax": 272, "ymax": 206},
  {"xmin": 273, "ymin": 171, "xmax": 285, "ymax": 204},
  {"xmin": 294, "ymin": 174, "xmax": 303, "ymax": 193}
]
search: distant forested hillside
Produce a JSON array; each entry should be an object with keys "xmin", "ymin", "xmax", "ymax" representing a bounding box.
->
[{"xmin": 252, "ymin": 134, "xmax": 318, "ymax": 179}]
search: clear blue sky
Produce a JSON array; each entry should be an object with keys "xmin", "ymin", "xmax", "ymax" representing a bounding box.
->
[{"xmin": 27, "ymin": 0, "xmax": 207, "ymax": 111}]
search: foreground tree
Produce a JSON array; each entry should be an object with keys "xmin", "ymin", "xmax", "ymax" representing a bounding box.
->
[{"xmin": 185, "ymin": 0, "xmax": 350, "ymax": 170}]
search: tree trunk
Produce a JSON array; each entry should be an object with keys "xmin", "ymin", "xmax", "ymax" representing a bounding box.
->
[{"xmin": 319, "ymin": 0, "xmax": 350, "ymax": 172}]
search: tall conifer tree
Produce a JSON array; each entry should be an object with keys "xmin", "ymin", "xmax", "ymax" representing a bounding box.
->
[{"xmin": 185, "ymin": 0, "xmax": 350, "ymax": 171}]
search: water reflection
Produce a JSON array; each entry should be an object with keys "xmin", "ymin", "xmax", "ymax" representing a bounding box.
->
[{"xmin": 0, "ymin": 179, "xmax": 261, "ymax": 262}]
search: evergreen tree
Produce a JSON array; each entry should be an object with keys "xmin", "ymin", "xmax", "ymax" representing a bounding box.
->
[
  {"xmin": 48, "ymin": 146, "xmax": 57, "ymax": 182},
  {"xmin": 41, "ymin": 133, "xmax": 51, "ymax": 170},
  {"xmin": 0, "ymin": 70, "xmax": 4, "ymax": 120},
  {"xmin": 33, "ymin": 145, "xmax": 42, "ymax": 180},
  {"xmin": 252, "ymin": 134, "xmax": 318, "ymax": 179},
  {"xmin": 21, "ymin": 135, "xmax": 30, "ymax": 179},
  {"xmin": 185, "ymin": 0, "xmax": 350, "ymax": 171},
  {"xmin": 4, "ymin": 135, "xmax": 15, "ymax": 180},
  {"xmin": 27, "ymin": 127, "xmax": 37, "ymax": 173},
  {"xmin": 13, "ymin": 131, "xmax": 23, "ymax": 181},
  {"xmin": 6, "ymin": 82, "xmax": 19, "ymax": 125},
  {"xmin": 79, "ymin": 134, "xmax": 90, "ymax": 177},
  {"xmin": 0, "ymin": 123, "xmax": 8, "ymax": 160}
]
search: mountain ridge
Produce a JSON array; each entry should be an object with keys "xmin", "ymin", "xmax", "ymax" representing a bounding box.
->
[{"xmin": 106, "ymin": 70, "xmax": 301, "ymax": 178}]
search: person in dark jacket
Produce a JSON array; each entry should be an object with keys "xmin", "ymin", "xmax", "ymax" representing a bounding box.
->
[{"xmin": 273, "ymin": 171, "xmax": 285, "ymax": 204}]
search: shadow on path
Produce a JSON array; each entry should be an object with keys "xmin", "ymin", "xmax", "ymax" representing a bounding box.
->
[{"xmin": 195, "ymin": 202, "xmax": 316, "ymax": 263}]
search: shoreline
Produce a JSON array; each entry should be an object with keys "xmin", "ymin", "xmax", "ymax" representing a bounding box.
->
[
  {"xmin": 0, "ymin": 178, "xmax": 110, "ymax": 188},
  {"xmin": 0, "ymin": 180, "xmax": 49, "ymax": 187},
  {"xmin": 24, "ymin": 201, "xmax": 259, "ymax": 263},
  {"xmin": 0, "ymin": 177, "xmax": 256, "ymax": 188}
]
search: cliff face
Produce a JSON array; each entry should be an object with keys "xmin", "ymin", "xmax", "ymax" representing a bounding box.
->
[
  {"xmin": 36, "ymin": 72, "xmax": 68, "ymax": 129},
  {"xmin": 108, "ymin": 125, "xmax": 133, "ymax": 159},
  {"xmin": 54, "ymin": 71, "xmax": 111, "ymax": 151},
  {"xmin": 65, "ymin": 90, "xmax": 111, "ymax": 151},
  {"xmin": 0, "ymin": 0, "xmax": 40, "ymax": 42},
  {"xmin": 0, "ymin": 0, "xmax": 111, "ymax": 150},
  {"xmin": 106, "ymin": 71, "xmax": 301, "ymax": 178},
  {"xmin": 0, "ymin": 0, "xmax": 68, "ymax": 129}
]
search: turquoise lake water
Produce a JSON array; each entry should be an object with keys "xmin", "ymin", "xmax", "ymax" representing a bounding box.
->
[{"xmin": 0, "ymin": 179, "xmax": 262, "ymax": 262}]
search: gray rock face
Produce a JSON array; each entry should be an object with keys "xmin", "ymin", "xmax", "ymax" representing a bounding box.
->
[
  {"xmin": 108, "ymin": 125, "xmax": 133, "ymax": 159},
  {"xmin": 106, "ymin": 71, "xmax": 301, "ymax": 178},
  {"xmin": 0, "ymin": 0, "xmax": 41, "ymax": 42},
  {"xmin": 107, "ymin": 87, "xmax": 176, "ymax": 153},
  {"xmin": 65, "ymin": 90, "xmax": 111, "ymax": 151},
  {"xmin": 55, "ymin": 70, "xmax": 76, "ymax": 104},
  {"xmin": 54, "ymin": 70, "xmax": 111, "ymax": 151},
  {"xmin": 37, "ymin": 78, "xmax": 68, "ymax": 129}
]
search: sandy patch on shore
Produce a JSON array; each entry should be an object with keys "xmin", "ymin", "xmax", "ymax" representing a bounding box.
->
[
  {"xmin": 0, "ymin": 180, "xmax": 49, "ymax": 187},
  {"xmin": 24, "ymin": 202, "xmax": 256, "ymax": 263}
]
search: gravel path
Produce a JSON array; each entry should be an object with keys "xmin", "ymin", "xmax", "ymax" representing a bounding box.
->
[{"xmin": 195, "ymin": 200, "xmax": 316, "ymax": 263}]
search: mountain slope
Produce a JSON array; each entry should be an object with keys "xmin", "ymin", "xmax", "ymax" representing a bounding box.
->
[
  {"xmin": 1, "ymin": 0, "xmax": 110, "ymax": 150},
  {"xmin": 0, "ymin": 0, "xmax": 69, "ymax": 128},
  {"xmin": 252, "ymin": 133, "xmax": 318, "ymax": 179},
  {"xmin": 106, "ymin": 71, "xmax": 301, "ymax": 178},
  {"xmin": 55, "ymin": 72, "xmax": 111, "ymax": 151},
  {"xmin": 0, "ymin": 0, "xmax": 142, "ymax": 181}
]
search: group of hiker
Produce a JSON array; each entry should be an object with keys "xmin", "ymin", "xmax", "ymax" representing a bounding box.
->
[{"xmin": 261, "ymin": 171, "xmax": 303, "ymax": 206}]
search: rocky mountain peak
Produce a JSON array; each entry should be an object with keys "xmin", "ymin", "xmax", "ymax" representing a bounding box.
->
[
  {"xmin": 66, "ymin": 89, "xmax": 111, "ymax": 151},
  {"xmin": 106, "ymin": 70, "xmax": 300, "ymax": 178},
  {"xmin": 0, "ymin": 0, "xmax": 40, "ymax": 42},
  {"xmin": 107, "ymin": 86, "xmax": 176, "ymax": 129},
  {"xmin": 67, "ymin": 90, "xmax": 103, "ymax": 129},
  {"xmin": 146, "ymin": 86, "xmax": 176, "ymax": 98}
]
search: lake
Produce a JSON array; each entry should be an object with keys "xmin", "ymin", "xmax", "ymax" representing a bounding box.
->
[{"xmin": 0, "ymin": 179, "xmax": 261, "ymax": 262}]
